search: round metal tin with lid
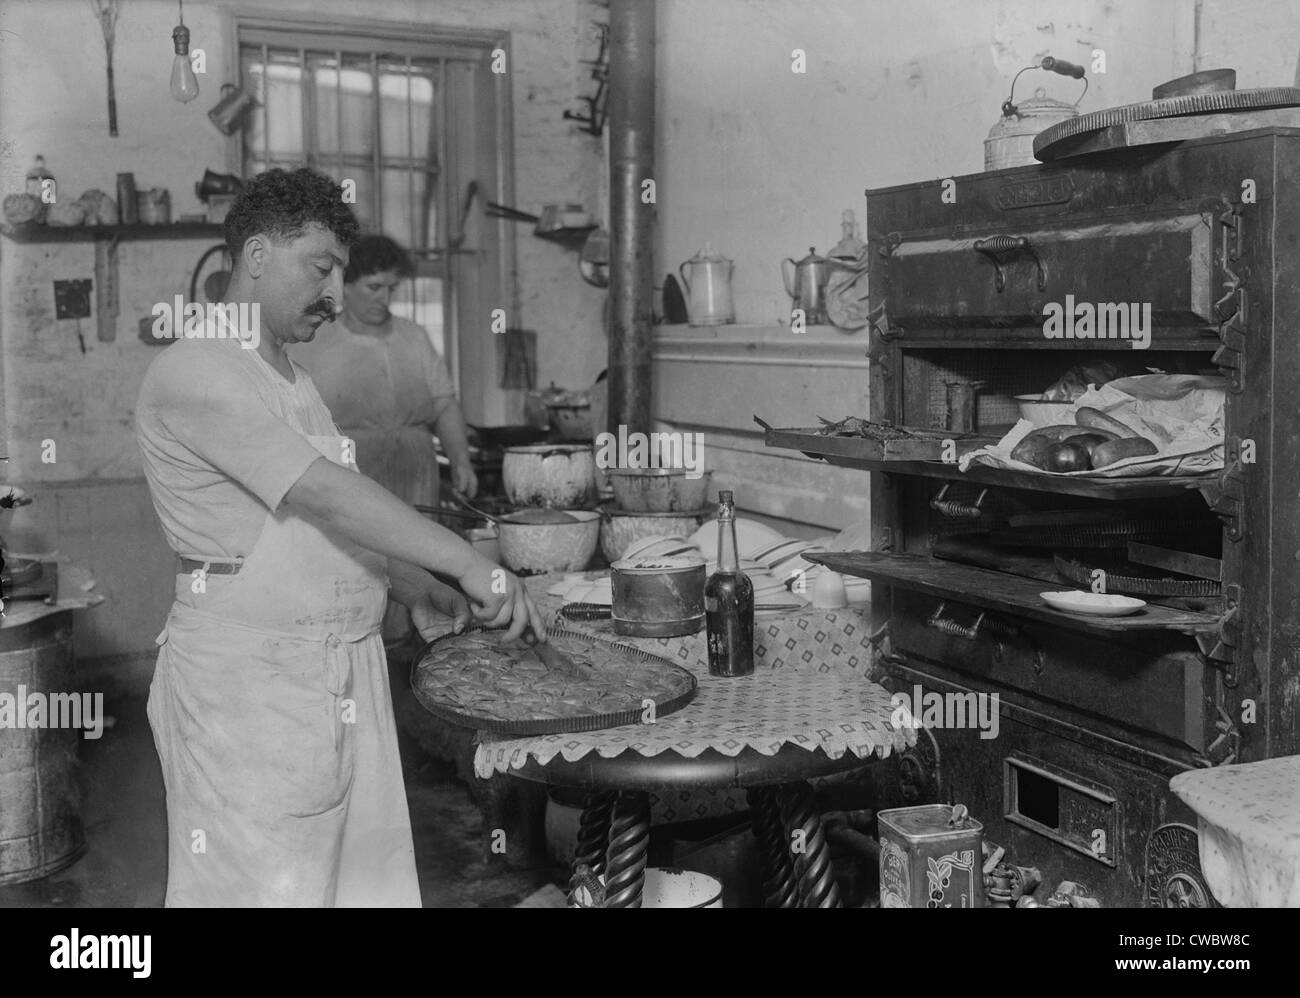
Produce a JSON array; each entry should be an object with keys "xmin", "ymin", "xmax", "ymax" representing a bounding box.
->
[{"xmin": 610, "ymin": 554, "xmax": 706, "ymax": 638}]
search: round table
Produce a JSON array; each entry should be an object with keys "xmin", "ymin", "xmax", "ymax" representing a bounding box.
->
[
  {"xmin": 457, "ymin": 577, "xmax": 912, "ymax": 907},
  {"xmin": 510, "ymin": 743, "xmax": 879, "ymax": 908}
]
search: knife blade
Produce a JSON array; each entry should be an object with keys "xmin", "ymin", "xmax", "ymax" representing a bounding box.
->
[{"xmin": 527, "ymin": 630, "xmax": 593, "ymax": 677}]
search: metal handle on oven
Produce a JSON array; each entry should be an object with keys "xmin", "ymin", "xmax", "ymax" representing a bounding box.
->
[
  {"xmin": 972, "ymin": 235, "xmax": 1047, "ymax": 293},
  {"xmin": 930, "ymin": 484, "xmax": 988, "ymax": 519},
  {"xmin": 926, "ymin": 601, "xmax": 986, "ymax": 640}
]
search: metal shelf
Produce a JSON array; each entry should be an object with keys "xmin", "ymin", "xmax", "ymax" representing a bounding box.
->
[
  {"xmin": 805, "ymin": 551, "xmax": 1220, "ymax": 637},
  {"xmin": 1, "ymin": 222, "xmax": 223, "ymax": 243},
  {"xmin": 763, "ymin": 426, "xmax": 1212, "ymax": 501}
]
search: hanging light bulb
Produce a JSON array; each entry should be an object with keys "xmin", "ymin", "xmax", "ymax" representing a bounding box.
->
[{"xmin": 170, "ymin": 0, "xmax": 199, "ymax": 103}]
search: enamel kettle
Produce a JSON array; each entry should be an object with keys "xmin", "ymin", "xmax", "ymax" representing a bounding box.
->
[
  {"xmin": 678, "ymin": 244, "xmax": 734, "ymax": 326},
  {"xmin": 782, "ymin": 247, "xmax": 832, "ymax": 324}
]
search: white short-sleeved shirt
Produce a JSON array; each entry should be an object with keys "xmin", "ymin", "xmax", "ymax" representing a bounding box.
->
[{"xmin": 135, "ymin": 336, "xmax": 338, "ymax": 559}]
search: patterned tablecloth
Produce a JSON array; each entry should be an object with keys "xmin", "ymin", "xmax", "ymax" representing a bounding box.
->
[
  {"xmin": 1170, "ymin": 756, "xmax": 1300, "ymax": 907},
  {"xmin": 473, "ymin": 578, "xmax": 914, "ymax": 788}
]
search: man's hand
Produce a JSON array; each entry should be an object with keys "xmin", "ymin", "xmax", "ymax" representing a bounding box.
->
[
  {"xmin": 452, "ymin": 458, "xmax": 479, "ymax": 499},
  {"xmin": 389, "ymin": 559, "xmax": 473, "ymax": 641},
  {"xmin": 457, "ymin": 555, "xmax": 547, "ymax": 642},
  {"xmin": 409, "ymin": 581, "xmax": 472, "ymax": 642}
]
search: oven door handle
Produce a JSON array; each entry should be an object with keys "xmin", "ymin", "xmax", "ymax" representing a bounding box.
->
[
  {"xmin": 926, "ymin": 600, "xmax": 1046, "ymax": 673},
  {"xmin": 972, "ymin": 235, "xmax": 1047, "ymax": 293}
]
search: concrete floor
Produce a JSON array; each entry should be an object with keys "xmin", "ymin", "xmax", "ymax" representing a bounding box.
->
[{"xmin": 0, "ymin": 656, "xmax": 558, "ymax": 908}]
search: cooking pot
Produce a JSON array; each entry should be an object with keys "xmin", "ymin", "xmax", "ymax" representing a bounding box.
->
[
  {"xmin": 502, "ymin": 445, "xmax": 598, "ymax": 508},
  {"xmin": 497, "ymin": 510, "xmax": 600, "ymax": 574},
  {"xmin": 985, "ymin": 56, "xmax": 1087, "ymax": 170},
  {"xmin": 546, "ymin": 400, "xmax": 594, "ymax": 441},
  {"xmin": 607, "ymin": 468, "xmax": 713, "ymax": 512},
  {"xmin": 985, "ymin": 88, "xmax": 1079, "ymax": 169},
  {"xmin": 600, "ymin": 507, "xmax": 711, "ymax": 562}
]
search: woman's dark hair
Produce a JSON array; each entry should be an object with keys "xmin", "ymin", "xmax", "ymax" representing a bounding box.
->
[
  {"xmin": 344, "ymin": 234, "xmax": 414, "ymax": 284},
  {"xmin": 224, "ymin": 167, "xmax": 360, "ymax": 261}
]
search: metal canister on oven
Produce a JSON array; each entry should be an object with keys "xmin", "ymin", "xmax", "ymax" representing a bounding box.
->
[
  {"xmin": 944, "ymin": 381, "xmax": 978, "ymax": 433},
  {"xmin": 878, "ymin": 803, "xmax": 985, "ymax": 908}
]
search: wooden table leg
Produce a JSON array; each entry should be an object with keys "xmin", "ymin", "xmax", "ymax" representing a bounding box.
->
[
  {"xmin": 778, "ymin": 781, "xmax": 843, "ymax": 908},
  {"xmin": 603, "ymin": 791, "xmax": 651, "ymax": 908},
  {"xmin": 747, "ymin": 787, "xmax": 797, "ymax": 908},
  {"xmin": 570, "ymin": 790, "xmax": 618, "ymax": 893}
]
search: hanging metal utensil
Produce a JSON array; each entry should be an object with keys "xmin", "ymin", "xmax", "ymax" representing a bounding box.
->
[{"xmin": 91, "ymin": 0, "xmax": 121, "ymax": 136}]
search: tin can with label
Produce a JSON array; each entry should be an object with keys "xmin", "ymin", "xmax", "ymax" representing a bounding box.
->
[{"xmin": 877, "ymin": 803, "xmax": 985, "ymax": 908}]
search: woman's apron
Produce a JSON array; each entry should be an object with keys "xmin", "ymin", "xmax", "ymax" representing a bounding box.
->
[
  {"xmin": 348, "ymin": 426, "xmax": 441, "ymax": 647},
  {"xmin": 148, "ymin": 433, "xmax": 421, "ymax": 907}
]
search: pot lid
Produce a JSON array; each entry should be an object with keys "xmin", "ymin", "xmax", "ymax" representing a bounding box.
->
[
  {"xmin": 685, "ymin": 242, "xmax": 731, "ymax": 264},
  {"xmin": 1008, "ymin": 88, "xmax": 1080, "ymax": 115},
  {"xmin": 793, "ymin": 246, "xmax": 830, "ymax": 265},
  {"xmin": 613, "ymin": 554, "xmax": 706, "ymax": 572}
]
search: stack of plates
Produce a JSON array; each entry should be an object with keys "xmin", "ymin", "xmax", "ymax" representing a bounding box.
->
[{"xmin": 620, "ymin": 535, "xmax": 707, "ymax": 563}]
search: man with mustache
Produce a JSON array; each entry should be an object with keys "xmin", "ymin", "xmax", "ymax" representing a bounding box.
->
[{"xmin": 135, "ymin": 168, "xmax": 546, "ymax": 907}]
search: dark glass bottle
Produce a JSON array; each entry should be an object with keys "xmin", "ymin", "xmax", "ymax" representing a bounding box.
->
[{"xmin": 705, "ymin": 490, "xmax": 754, "ymax": 676}]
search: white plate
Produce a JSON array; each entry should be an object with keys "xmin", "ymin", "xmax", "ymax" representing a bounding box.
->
[
  {"xmin": 1039, "ymin": 591, "xmax": 1146, "ymax": 616},
  {"xmin": 689, "ymin": 518, "xmax": 785, "ymax": 560}
]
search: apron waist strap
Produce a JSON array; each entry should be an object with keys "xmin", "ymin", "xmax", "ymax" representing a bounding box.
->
[{"xmin": 179, "ymin": 556, "xmax": 244, "ymax": 575}]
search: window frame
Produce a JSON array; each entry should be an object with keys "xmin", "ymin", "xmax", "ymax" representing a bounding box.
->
[{"xmin": 222, "ymin": 8, "xmax": 517, "ymax": 422}]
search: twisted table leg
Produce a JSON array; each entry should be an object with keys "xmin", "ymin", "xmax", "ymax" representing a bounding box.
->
[
  {"xmin": 747, "ymin": 787, "xmax": 797, "ymax": 908},
  {"xmin": 603, "ymin": 791, "xmax": 652, "ymax": 908},
  {"xmin": 778, "ymin": 781, "xmax": 842, "ymax": 909},
  {"xmin": 570, "ymin": 790, "xmax": 618, "ymax": 893}
]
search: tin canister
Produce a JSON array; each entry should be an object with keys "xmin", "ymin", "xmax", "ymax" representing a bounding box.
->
[
  {"xmin": 611, "ymin": 555, "xmax": 706, "ymax": 638},
  {"xmin": 878, "ymin": 803, "xmax": 985, "ymax": 908}
]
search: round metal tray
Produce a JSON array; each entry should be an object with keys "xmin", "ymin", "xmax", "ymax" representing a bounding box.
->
[
  {"xmin": 1034, "ymin": 86, "xmax": 1300, "ymax": 160},
  {"xmin": 410, "ymin": 625, "xmax": 697, "ymax": 736},
  {"xmin": 1053, "ymin": 554, "xmax": 1221, "ymax": 598}
]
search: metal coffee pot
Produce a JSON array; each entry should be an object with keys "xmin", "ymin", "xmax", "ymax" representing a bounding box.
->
[
  {"xmin": 678, "ymin": 244, "xmax": 734, "ymax": 326},
  {"xmin": 782, "ymin": 247, "xmax": 833, "ymax": 324},
  {"xmin": 208, "ymin": 83, "xmax": 258, "ymax": 136}
]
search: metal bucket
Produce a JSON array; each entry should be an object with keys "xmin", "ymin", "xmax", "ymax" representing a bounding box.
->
[
  {"xmin": 878, "ymin": 803, "xmax": 985, "ymax": 908},
  {"xmin": 570, "ymin": 868, "xmax": 723, "ymax": 908},
  {"xmin": 0, "ymin": 611, "xmax": 86, "ymax": 885}
]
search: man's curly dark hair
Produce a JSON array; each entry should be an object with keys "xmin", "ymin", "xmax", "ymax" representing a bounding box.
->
[
  {"xmin": 224, "ymin": 167, "xmax": 360, "ymax": 262},
  {"xmin": 344, "ymin": 234, "xmax": 415, "ymax": 284}
]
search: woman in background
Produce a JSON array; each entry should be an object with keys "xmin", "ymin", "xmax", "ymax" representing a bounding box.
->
[{"xmin": 295, "ymin": 234, "xmax": 478, "ymax": 647}]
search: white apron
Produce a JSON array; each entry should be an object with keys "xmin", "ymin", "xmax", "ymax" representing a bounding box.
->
[{"xmin": 148, "ymin": 433, "xmax": 421, "ymax": 907}]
